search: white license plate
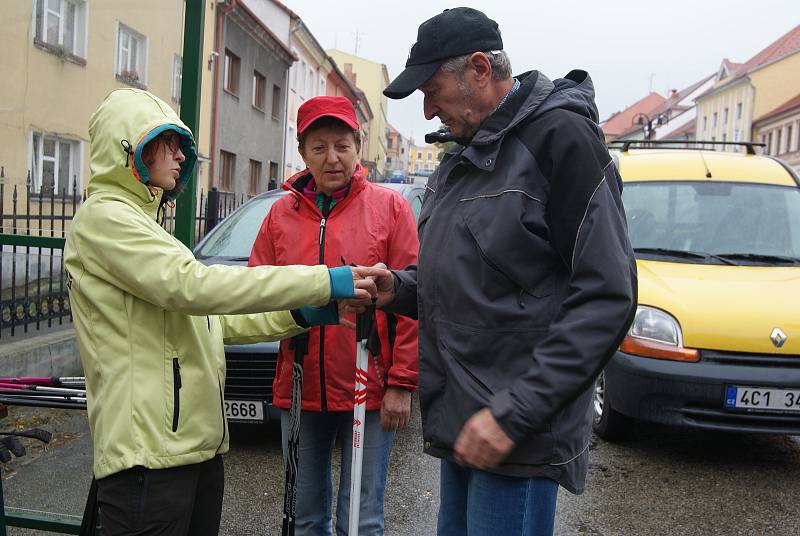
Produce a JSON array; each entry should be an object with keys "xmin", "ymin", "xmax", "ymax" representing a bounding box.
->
[
  {"xmin": 724, "ymin": 386, "xmax": 800, "ymax": 413},
  {"xmin": 224, "ymin": 399, "xmax": 264, "ymax": 421}
]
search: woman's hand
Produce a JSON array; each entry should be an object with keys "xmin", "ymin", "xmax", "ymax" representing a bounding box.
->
[
  {"xmin": 380, "ymin": 386, "xmax": 412, "ymax": 432},
  {"xmin": 341, "ymin": 264, "xmax": 395, "ymax": 316}
]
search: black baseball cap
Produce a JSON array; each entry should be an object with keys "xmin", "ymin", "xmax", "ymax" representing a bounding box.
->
[{"xmin": 383, "ymin": 7, "xmax": 503, "ymax": 100}]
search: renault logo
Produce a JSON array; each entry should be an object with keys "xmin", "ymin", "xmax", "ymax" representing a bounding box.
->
[{"xmin": 770, "ymin": 328, "xmax": 787, "ymax": 348}]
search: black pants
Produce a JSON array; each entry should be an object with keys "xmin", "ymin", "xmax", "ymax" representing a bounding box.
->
[{"xmin": 96, "ymin": 455, "xmax": 224, "ymax": 536}]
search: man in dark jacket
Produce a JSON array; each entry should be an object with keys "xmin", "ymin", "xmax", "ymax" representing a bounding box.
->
[{"xmin": 371, "ymin": 7, "xmax": 637, "ymax": 535}]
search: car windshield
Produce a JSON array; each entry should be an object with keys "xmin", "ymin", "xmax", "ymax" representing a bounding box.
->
[
  {"xmin": 623, "ymin": 181, "xmax": 800, "ymax": 262},
  {"xmin": 195, "ymin": 195, "xmax": 285, "ymax": 259}
]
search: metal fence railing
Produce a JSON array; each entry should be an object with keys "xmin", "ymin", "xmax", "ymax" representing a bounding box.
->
[{"xmin": 1, "ymin": 169, "xmax": 251, "ymax": 340}]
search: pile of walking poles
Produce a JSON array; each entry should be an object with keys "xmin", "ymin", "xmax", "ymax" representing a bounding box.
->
[
  {"xmin": 0, "ymin": 377, "xmax": 86, "ymax": 410},
  {"xmin": 282, "ymin": 307, "xmax": 377, "ymax": 536}
]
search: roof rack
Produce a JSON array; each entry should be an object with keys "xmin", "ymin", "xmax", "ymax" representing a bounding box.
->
[{"xmin": 607, "ymin": 139, "xmax": 766, "ymax": 156}]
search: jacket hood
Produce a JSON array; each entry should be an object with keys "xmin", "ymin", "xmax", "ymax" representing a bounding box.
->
[
  {"xmin": 470, "ymin": 69, "xmax": 599, "ymax": 146},
  {"xmin": 88, "ymin": 88, "xmax": 197, "ymax": 212},
  {"xmin": 428, "ymin": 69, "xmax": 600, "ymax": 148}
]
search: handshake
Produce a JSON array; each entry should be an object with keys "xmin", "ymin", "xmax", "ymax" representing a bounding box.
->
[{"xmin": 345, "ymin": 263, "xmax": 395, "ymax": 315}]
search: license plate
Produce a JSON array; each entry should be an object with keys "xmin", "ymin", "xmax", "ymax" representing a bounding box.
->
[
  {"xmin": 224, "ymin": 399, "xmax": 264, "ymax": 421},
  {"xmin": 724, "ymin": 386, "xmax": 800, "ymax": 413}
]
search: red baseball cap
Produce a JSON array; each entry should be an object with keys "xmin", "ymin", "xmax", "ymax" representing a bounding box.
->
[{"xmin": 297, "ymin": 96, "xmax": 360, "ymax": 135}]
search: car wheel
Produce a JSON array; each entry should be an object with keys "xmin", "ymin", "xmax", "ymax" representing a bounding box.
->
[{"xmin": 592, "ymin": 370, "xmax": 630, "ymax": 441}]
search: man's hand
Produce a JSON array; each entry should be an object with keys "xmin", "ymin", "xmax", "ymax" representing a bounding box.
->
[
  {"xmin": 342, "ymin": 263, "xmax": 395, "ymax": 315},
  {"xmin": 370, "ymin": 263, "xmax": 397, "ymax": 309},
  {"xmin": 453, "ymin": 408, "xmax": 515, "ymax": 470},
  {"xmin": 380, "ymin": 387, "xmax": 412, "ymax": 432}
]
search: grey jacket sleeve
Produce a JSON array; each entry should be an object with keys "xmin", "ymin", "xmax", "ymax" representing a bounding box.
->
[
  {"xmin": 382, "ymin": 265, "xmax": 418, "ymax": 319},
  {"xmin": 489, "ymin": 115, "xmax": 638, "ymax": 442}
]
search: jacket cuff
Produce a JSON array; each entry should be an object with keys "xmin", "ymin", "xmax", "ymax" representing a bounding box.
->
[
  {"xmin": 290, "ymin": 309, "xmax": 310, "ymax": 328},
  {"xmin": 328, "ymin": 266, "xmax": 355, "ymax": 300},
  {"xmin": 488, "ymin": 389, "xmax": 528, "ymax": 443},
  {"xmin": 294, "ymin": 303, "xmax": 340, "ymax": 326}
]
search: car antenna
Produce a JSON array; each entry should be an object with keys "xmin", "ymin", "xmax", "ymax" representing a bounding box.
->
[{"xmin": 698, "ymin": 149, "xmax": 712, "ymax": 178}]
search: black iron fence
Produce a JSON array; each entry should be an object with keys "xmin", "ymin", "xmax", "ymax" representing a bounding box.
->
[{"xmin": 1, "ymin": 170, "xmax": 250, "ymax": 340}]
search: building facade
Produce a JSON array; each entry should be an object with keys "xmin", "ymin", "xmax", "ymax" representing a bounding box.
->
[
  {"xmin": 210, "ymin": 0, "xmax": 294, "ymax": 196},
  {"xmin": 600, "ymin": 93, "xmax": 666, "ymax": 143},
  {"xmin": 327, "ymin": 50, "xmax": 389, "ymax": 177},
  {"xmin": 407, "ymin": 144, "xmax": 439, "ymax": 176},
  {"xmin": 695, "ymin": 25, "xmax": 800, "ymax": 152},
  {"xmin": 326, "ymin": 60, "xmax": 373, "ymax": 171},
  {"xmin": 0, "ymin": 0, "xmax": 215, "ymax": 214},
  {"xmin": 385, "ymin": 124, "xmax": 410, "ymax": 176},
  {"xmin": 753, "ymin": 94, "xmax": 800, "ymax": 172}
]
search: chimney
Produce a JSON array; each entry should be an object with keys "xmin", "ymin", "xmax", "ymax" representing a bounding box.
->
[{"xmin": 344, "ymin": 63, "xmax": 357, "ymax": 85}]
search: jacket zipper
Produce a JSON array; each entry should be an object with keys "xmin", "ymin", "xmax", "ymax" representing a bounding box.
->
[
  {"xmin": 318, "ymin": 197, "xmax": 332, "ymax": 412},
  {"xmin": 172, "ymin": 357, "xmax": 182, "ymax": 432},
  {"xmin": 216, "ymin": 379, "xmax": 227, "ymax": 452}
]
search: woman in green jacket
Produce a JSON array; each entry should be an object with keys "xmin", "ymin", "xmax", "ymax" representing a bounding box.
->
[{"xmin": 64, "ymin": 88, "xmax": 384, "ymax": 536}]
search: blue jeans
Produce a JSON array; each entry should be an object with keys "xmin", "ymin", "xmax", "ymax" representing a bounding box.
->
[
  {"xmin": 280, "ymin": 410, "xmax": 394, "ymax": 536},
  {"xmin": 437, "ymin": 459, "xmax": 558, "ymax": 536}
]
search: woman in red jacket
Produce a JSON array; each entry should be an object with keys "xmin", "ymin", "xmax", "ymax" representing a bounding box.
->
[{"xmin": 249, "ymin": 96, "xmax": 419, "ymax": 535}]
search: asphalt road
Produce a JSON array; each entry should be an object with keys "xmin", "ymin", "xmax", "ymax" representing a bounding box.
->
[{"xmin": 1, "ymin": 399, "xmax": 799, "ymax": 535}]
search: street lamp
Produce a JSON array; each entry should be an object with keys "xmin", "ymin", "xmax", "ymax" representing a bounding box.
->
[{"xmin": 632, "ymin": 112, "xmax": 653, "ymax": 141}]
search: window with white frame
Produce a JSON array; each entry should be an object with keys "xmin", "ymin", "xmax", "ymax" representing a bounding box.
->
[
  {"xmin": 736, "ymin": 102, "xmax": 743, "ymax": 120},
  {"xmin": 320, "ymin": 78, "xmax": 326, "ymax": 96},
  {"xmin": 33, "ymin": 0, "xmax": 88, "ymax": 59},
  {"xmin": 299, "ymin": 61, "xmax": 307, "ymax": 95},
  {"xmin": 172, "ymin": 54, "xmax": 182, "ymax": 103},
  {"xmin": 116, "ymin": 23, "xmax": 148, "ymax": 85},
  {"xmin": 30, "ymin": 132, "xmax": 81, "ymax": 195}
]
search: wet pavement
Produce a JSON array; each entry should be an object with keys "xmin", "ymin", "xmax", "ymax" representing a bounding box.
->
[{"xmin": 1, "ymin": 399, "xmax": 799, "ymax": 535}]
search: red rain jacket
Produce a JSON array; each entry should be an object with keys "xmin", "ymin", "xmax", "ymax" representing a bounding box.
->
[{"xmin": 249, "ymin": 166, "xmax": 419, "ymax": 412}]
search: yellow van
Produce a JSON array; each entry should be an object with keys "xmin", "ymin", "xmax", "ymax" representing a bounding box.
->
[{"xmin": 594, "ymin": 141, "xmax": 800, "ymax": 439}]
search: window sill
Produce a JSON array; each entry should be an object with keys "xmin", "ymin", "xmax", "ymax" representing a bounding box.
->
[
  {"xmin": 272, "ymin": 115, "xmax": 281, "ymax": 122},
  {"xmin": 252, "ymin": 105, "xmax": 265, "ymax": 114},
  {"xmin": 116, "ymin": 74, "xmax": 147, "ymax": 90},
  {"xmin": 223, "ymin": 88, "xmax": 239, "ymax": 99},
  {"xmin": 33, "ymin": 38, "xmax": 87, "ymax": 66}
]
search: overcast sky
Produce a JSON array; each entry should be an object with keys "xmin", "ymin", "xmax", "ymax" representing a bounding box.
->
[{"xmin": 285, "ymin": 0, "xmax": 798, "ymax": 144}]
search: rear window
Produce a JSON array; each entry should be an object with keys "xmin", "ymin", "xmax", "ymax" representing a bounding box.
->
[{"xmin": 623, "ymin": 181, "xmax": 800, "ymax": 258}]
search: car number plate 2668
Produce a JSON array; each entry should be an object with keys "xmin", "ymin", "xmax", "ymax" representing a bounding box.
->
[
  {"xmin": 225, "ymin": 400, "xmax": 264, "ymax": 421},
  {"xmin": 725, "ymin": 386, "xmax": 800, "ymax": 413}
]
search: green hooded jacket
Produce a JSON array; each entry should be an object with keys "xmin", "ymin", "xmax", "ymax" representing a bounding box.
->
[{"xmin": 65, "ymin": 88, "xmax": 332, "ymax": 479}]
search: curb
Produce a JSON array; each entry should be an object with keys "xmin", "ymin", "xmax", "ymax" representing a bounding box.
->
[{"xmin": 0, "ymin": 328, "xmax": 83, "ymax": 378}]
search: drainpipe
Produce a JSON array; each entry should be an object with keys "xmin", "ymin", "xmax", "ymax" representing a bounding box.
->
[
  {"xmin": 281, "ymin": 18, "xmax": 301, "ymax": 183},
  {"xmin": 209, "ymin": 0, "xmax": 236, "ymax": 189}
]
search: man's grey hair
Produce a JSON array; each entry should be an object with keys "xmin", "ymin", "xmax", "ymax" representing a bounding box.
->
[{"xmin": 440, "ymin": 50, "xmax": 512, "ymax": 81}]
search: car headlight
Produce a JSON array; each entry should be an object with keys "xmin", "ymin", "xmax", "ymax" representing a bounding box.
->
[{"xmin": 621, "ymin": 306, "xmax": 699, "ymax": 362}]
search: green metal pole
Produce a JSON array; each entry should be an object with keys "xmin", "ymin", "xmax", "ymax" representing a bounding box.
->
[{"xmin": 175, "ymin": 0, "xmax": 205, "ymax": 248}]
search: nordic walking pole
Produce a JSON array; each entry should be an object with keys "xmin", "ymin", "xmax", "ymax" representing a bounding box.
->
[
  {"xmin": 0, "ymin": 377, "xmax": 84, "ymax": 387},
  {"xmin": 282, "ymin": 334, "xmax": 309, "ymax": 536},
  {"xmin": 349, "ymin": 305, "xmax": 375, "ymax": 535}
]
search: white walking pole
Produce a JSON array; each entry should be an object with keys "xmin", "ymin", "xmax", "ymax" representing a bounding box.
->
[{"xmin": 349, "ymin": 307, "xmax": 373, "ymax": 535}]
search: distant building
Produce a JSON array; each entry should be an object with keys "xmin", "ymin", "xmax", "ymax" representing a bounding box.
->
[
  {"xmin": 600, "ymin": 93, "xmax": 666, "ymax": 143},
  {"xmin": 621, "ymin": 75, "xmax": 715, "ymax": 145},
  {"xmin": 326, "ymin": 60, "xmax": 374, "ymax": 178},
  {"xmin": 211, "ymin": 0, "xmax": 294, "ymax": 196},
  {"xmin": 753, "ymin": 94, "xmax": 800, "ymax": 172},
  {"xmin": 407, "ymin": 144, "xmax": 439, "ymax": 176},
  {"xmin": 385, "ymin": 124, "xmax": 410, "ymax": 176},
  {"xmin": 0, "ymin": 0, "xmax": 213, "ymax": 212},
  {"xmin": 695, "ymin": 24, "xmax": 800, "ymax": 152},
  {"xmin": 327, "ymin": 50, "xmax": 390, "ymax": 177}
]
